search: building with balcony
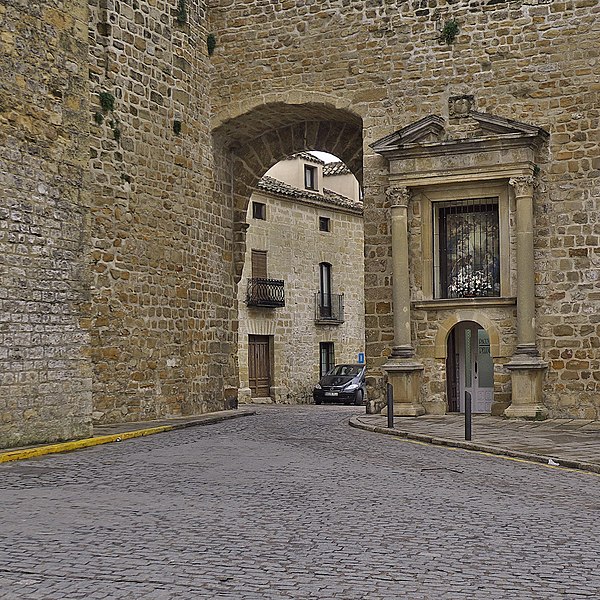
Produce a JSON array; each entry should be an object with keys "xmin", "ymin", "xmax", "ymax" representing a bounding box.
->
[{"xmin": 237, "ymin": 153, "xmax": 364, "ymax": 404}]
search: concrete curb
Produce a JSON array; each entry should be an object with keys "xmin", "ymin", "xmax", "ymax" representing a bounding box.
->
[
  {"xmin": 0, "ymin": 410, "xmax": 255, "ymax": 464},
  {"xmin": 349, "ymin": 416, "xmax": 600, "ymax": 475}
]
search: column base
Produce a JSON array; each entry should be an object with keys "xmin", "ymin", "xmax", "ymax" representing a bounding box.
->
[
  {"xmin": 270, "ymin": 386, "xmax": 288, "ymax": 403},
  {"xmin": 382, "ymin": 358, "xmax": 425, "ymax": 417},
  {"xmin": 238, "ymin": 387, "xmax": 252, "ymax": 404},
  {"xmin": 381, "ymin": 403, "xmax": 425, "ymax": 417},
  {"xmin": 504, "ymin": 355, "xmax": 548, "ymax": 420},
  {"xmin": 390, "ymin": 345, "xmax": 415, "ymax": 359},
  {"xmin": 504, "ymin": 403, "xmax": 548, "ymax": 420}
]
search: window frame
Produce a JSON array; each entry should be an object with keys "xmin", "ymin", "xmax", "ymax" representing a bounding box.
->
[
  {"xmin": 304, "ymin": 165, "xmax": 318, "ymax": 190},
  {"xmin": 435, "ymin": 198, "xmax": 500, "ymax": 299},
  {"xmin": 319, "ymin": 342, "xmax": 335, "ymax": 377},
  {"xmin": 418, "ymin": 183, "xmax": 511, "ymax": 301},
  {"xmin": 252, "ymin": 201, "xmax": 266, "ymax": 220},
  {"xmin": 318, "ymin": 216, "xmax": 331, "ymax": 232}
]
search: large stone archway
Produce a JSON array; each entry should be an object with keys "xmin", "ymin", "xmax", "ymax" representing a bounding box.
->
[{"xmin": 212, "ymin": 101, "xmax": 364, "ymax": 282}]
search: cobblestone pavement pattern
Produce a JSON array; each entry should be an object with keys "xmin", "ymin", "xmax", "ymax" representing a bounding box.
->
[{"xmin": 1, "ymin": 405, "xmax": 599, "ymax": 599}]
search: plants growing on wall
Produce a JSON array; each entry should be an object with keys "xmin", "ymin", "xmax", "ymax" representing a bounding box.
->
[
  {"xmin": 99, "ymin": 91, "xmax": 115, "ymax": 112},
  {"xmin": 207, "ymin": 33, "xmax": 216, "ymax": 56},
  {"xmin": 94, "ymin": 90, "xmax": 115, "ymax": 126},
  {"xmin": 95, "ymin": 90, "xmax": 121, "ymax": 144},
  {"xmin": 440, "ymin": 19, "xmax": 459, "ymax": 45},
  {"xmin": 176, "ymin": 0, "xmax": 187, "ymax": 24}
]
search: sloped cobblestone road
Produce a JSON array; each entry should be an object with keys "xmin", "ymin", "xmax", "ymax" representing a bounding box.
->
[{"xmin": 1, "ymin": 405, "xmax": 599, "ymax": 599}]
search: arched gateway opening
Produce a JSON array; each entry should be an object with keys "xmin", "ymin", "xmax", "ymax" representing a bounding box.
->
[
  {"xmin": 446, "ymin": 321, "xmax": 494, "ymax": 414},
  {"xmin": 212, "ymin": 101, "xmax": 364, "ymax": 402},
  {"xmin": 212, "ymin": 101, "xmax": 363, "ymax": 282}
]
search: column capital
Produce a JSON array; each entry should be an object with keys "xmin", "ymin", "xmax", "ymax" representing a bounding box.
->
[
  {"xmin": 509, "ymin": 176, "xmax": 535, "ymax": 197},
  {"xmin": 386, "ymin": 186, "xmax": 411, "ymax": 208}
]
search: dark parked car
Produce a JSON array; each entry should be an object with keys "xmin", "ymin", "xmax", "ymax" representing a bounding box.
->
[{"xmin": 313, "ymin": 364, "xmax": 366, "ymax": 405}]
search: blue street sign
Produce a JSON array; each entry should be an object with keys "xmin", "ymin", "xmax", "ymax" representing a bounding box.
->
[{"xmin": 358, "ymin": 352, "xmax": 365, "ymax": 364}]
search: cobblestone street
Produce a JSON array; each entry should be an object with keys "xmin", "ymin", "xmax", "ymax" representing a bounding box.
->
[{"xmin": 1, "ymin": 405, "xmax": 599, "ymax": 599}]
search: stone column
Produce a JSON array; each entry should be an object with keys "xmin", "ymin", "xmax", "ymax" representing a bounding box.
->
[
  {"xmin": 505, "ymin": 176, "xmax": 548, "ymax": 419},
  {"xmin": 512, "ymin": 176, "xmax": 537, "ymax": 355},
  {"xmin": 382, "ymin": 186, "xmax": 424, "ymax": 417}
]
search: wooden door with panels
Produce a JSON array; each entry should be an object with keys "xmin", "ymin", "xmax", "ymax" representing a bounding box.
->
[{"xmin": 248, "ymin": 335, "xmax": 271, "ymax": 398}]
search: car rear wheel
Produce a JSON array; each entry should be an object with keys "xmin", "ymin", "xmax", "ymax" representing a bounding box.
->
[{"xmin": 354, "ymin": 389, "xmax": 364, "ymax": 406}]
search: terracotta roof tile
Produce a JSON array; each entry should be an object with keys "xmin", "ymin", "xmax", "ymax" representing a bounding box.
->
[
  {"xmin": 323, "ymin": 161, "xmax": 351, "ymax": 176},
  {"xmin": 257, "ymin": 176, "xmax": 363, "ymax": 213}
]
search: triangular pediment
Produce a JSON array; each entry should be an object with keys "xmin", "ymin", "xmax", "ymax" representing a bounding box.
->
[
  {"xmin": 371, "ymin": 112, "xmax": 548, "ymax": 156},
  {"xmin": 469, "ymin": 112, "xmax": 545, "ymax": 136},
  {"xmin": 370, "ymin": 115, "xmax": 446, "ymax": 153}
]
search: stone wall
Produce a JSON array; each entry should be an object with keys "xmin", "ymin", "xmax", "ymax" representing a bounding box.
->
[
  {"xmin": 87, "ymin": 0, "xmax": 237, "ymax": 423},
  {"xmin": 0, "ymin": 1, "xmax": 92, "ymax": 447},
  {"xmin": 1, "ymin": 0, "xmax": 599, "ymax": 447},
  {"xmin": 209, "ymin": 0, "xmax": 599, "ymax": 418}
]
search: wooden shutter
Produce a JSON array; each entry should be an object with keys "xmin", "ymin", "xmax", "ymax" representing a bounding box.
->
[{"xmin": 251, "ymin": 250, "xmax": 267, "ymax": 279}]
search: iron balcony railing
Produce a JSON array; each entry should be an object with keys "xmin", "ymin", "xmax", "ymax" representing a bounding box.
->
[
  {"xmin": 246, "ymin": 278, "xmax": 285, "ymax": 308},
  {"xmin": 315, "ymin": 292, "xmax": 344, "ymax": 324}
]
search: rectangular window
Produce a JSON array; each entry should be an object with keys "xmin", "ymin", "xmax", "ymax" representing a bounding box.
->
[
  {"xmin": 304, "ymin": 165, "xmax": 317, "ymax": 190},
  {"xmin": 434, "ymin": 199, "xmax": 500, "ymax": 299},
  {"xmin": 319, "ymin": 216, "xmax": 331, "ymax": 232},
  {"xmin": 319, "ymin": 262, "xmax": 332, "ymax": 318},
  {"xmin": 319, "ymin": 342, "xmax": 335, "ymax": 377},
  {"xmin": 252, "ymin": 201, "xmax": 266, "ymax": 220},
  {"xmin": 251, "ymin": 249, "xmax": 267, "ymax": 279}
]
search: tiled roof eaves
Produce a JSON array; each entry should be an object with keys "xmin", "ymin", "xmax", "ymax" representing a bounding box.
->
[
  {"xmin": 285, "ymin": 152, "xmax": 325, "ymax": 165},
  {"xmin": 323, "ymin": 161, "xmax": 351, "ymax": 176},
  {"xmin": 256, "ymin": 176, "xmax": 363, "ymax": 214}
]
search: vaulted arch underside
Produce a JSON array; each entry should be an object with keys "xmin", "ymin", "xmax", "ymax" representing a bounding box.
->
[{"xmin": 212, "ymin": 102, "xmax": 364, "ymax": 281}]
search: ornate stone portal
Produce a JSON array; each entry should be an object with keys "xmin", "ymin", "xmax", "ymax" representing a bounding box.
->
[{"xmin": 372, "ymin": 109, "xmax": 549, "ymax": 419}]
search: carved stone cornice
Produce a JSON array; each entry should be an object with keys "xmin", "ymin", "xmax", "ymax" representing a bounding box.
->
[
  {"xmin": 509, "ymin": 175, "xmax": 535, "ymax": 198},
  {"xmin": 386, "ymin": 186, "xmax": 411, "ymax": 208}
]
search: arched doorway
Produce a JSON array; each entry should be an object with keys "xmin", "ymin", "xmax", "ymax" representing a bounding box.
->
[{"xmin": 446, "ymin": 321, "xmax": 494, "ymax": 414}]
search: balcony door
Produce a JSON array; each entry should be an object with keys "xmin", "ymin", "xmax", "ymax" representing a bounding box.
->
[
  {"xmin": 248, "ymin": 335, "xmax": 271, "ymax": 398},
  {"xmin": 252, "ymin": 249, "xmax": 267, "ymax": 279},
  {"xmin": 319, "ymin": 262, "xmax": 332, "ymax": 318}
]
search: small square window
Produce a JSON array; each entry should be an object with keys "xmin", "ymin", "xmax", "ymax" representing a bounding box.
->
[
  {"xmin": 319, "ymin": 217, "xmax": 331, "ymax": 232},
  {"xmin": 304, "ymin": 165, "xmax": 317, "ymax": 190},
  {"xmin": 252, "ymin": 201, "xmax": 266, "ymax": 220}
]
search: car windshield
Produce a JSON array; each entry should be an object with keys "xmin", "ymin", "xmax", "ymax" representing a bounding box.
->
[{"xmin": 328, "ymin": 365, "xmax": 361, "ymax": 377}]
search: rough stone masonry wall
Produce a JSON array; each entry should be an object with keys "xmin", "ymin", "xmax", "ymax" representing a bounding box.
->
[
  {"xmin": 0, "ymin": 1, "xmax": 92, "ymax": 447},
  {"xmin": 209, "ymin": 0, "xmax": 599, "ymax": 418},
  {"xmin": 88, "ymin": 0, "xmax": 237, "ymax": 424}
]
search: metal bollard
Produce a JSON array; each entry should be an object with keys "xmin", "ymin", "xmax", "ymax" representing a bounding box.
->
[
  {"xmin": 465, "ymin": 391, "xmax": 472, "ymax": 441},
  {"xmin": 387, "ymin": 383, "xmax": 394, "ymax": 429}
]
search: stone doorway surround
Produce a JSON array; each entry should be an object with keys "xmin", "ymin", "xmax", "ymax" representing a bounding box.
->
[
  {"xmin": 441, "ymin": 315, "xmax": 507, "ymax": 417},
  {"xmin": 371, "ymin": 107, "xmax": 549, "ymax": 419}
]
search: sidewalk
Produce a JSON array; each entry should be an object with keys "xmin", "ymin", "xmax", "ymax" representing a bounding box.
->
[
  {"xmin": 350, "ymin": 413, "xmax": 600, "ymax": 474},
  {"xmin": 0, "ymin": 409, "xmax": 255, "ymax": 464}
]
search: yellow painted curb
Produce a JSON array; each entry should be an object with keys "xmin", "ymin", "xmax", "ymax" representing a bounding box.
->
[{"xmin": 0, "ymin": 425, "xmax": 174, "ymax": 464}]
